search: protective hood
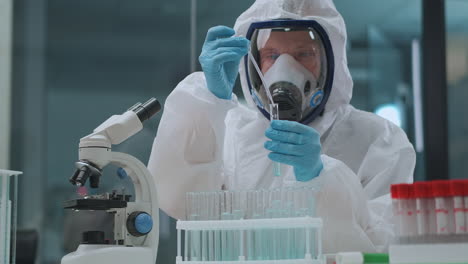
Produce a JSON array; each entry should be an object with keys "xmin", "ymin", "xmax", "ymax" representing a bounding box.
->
[{"xmin": 234, "ymin": 0, "xmax": 353, "ymax": 130}]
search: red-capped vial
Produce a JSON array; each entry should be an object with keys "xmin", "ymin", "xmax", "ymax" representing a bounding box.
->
[
  {"xmin": 463, "ymin": 180, "xmax": 468, "ymax": 234},
  {"xmin": 450, "ymin": 180, "xmax": 466, "ymax": 234},
  {"xmin": 432, "ymin": 180, "xmax": 451, "ymax": 197},
  {"xmin": 399, "ymin": 184, "xmax": 410, "ymax": 199},
  {"xmin": 391, "ymin": 184, "xmax": 400, "ymax": 199},
  {"xmin": 391, "ymin": 184, "xmax": 404, "ymax": 238},
  {"xmin": 414, "ymin": 182, "xmax": 431, "ymax": 198},
  {"xmin": 432, "ymin": 180, "xmax": 451, "ymax": 234},
  {"xmin": 414, "ymin": 182, "xmax": 431, "ymax": 235},
  {"xmin": 425, "ymin": 181, "xmax": 437, "ymax": 234},
  {"xmin": 397, "ymin": 183, "xmax": 416, "ymax": 238},
  {"xmin": 407, "ymin": 184, "xmax": 417, "ymax": 237}
]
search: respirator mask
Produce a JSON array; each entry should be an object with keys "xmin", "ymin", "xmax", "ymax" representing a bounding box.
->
[{"xmin": 245, "ymin": 20, "xmax": 335, "ymax": 124}]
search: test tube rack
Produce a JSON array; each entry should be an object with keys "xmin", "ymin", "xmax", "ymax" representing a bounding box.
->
[
  {"xmin": 176, "ymin": 216, "xmax": 324, "ymax": 264},
  {"xmin": 391, "ymin": 180, "xmax": 468, "ymax": 244}
]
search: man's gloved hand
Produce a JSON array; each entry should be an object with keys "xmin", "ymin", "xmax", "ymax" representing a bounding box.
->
[
  {"xmin": 199, "ymin": 26, "xmax": 249, "ymax": 100},
  {"xmin": 264, "ymin": 120, "xmax": 323, "ymax": 182}
]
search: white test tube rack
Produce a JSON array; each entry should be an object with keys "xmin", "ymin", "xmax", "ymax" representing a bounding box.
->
[
  {"xmin": 0, "ymin": 169, "xmax": 21, "ymax": 264},
  {"xmin": 176, "ymin": 216, "xmax": 323, "ymax": 264}
]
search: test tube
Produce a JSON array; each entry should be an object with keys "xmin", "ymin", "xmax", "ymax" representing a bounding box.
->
[
  {"xmin": 189, "ymin": 193, "xmax": 201, "ymax": 261},
  {"xmin": 245, "ymin": 191, "xmax": 252, "ymax": 260},
  {"xmin": 184, "ymin": 229, "xmax": 190, "ymax": 261},
  {"xmin": 208, "ymin": 193, "xmax": 214, "ymax": 261},
  {"xmin": 271, "ymin": 200, "xmax": 281, "ymax": 259},
  {"xmin": 307, "ymin": 189, "xmax": 316, "ymax": 217},
  {"xmin": 201, "ymin": 193, "xmax": 208, "ymax": 261},
  {"xmin": 396, "ymin": 184, "xmax": 407, "ymax": 239},
  {"xmin": 270, "ymin": 103, "xmax": 281, "ymax": 177},
  {"xmin": 414, "ymin": 182, "xmax": 431, "ymax": 236},
  {"xmin": 423, "ymin": 183, "xmax": 437, "ymax": 236},
  {"xmin": 450, "ymin": 180, "xmax": 466, "ymax": 234},
  {"xmin": 253, "ymin": 191, "xmax": 263, "ymax": 260},
  {"xmin": 432, "ymin": 181, "xmax": 451, "ymax": 235},
  {"xmin": 464, "ymin": 180, "xmax": 468, "ymax": 235},
  {"xmin": 397, "ymin": 184, "xmax": 416, "ymax": 240},
  {"xmin": 185, "ymin": 192, "xmax": 192, "ymax": 220},
  {"xmin": 221, "ymin": 212, "xmax": 230, "ymax": 260},
  {"xmin": 390, "ymin": 184, "xmax": 402, "ymax": 238},
  {"xmin": 232, "ymin": 193, "xmax": 242, "ymax": 260},
  {"xmin": 215, "ymin": 192, "xmax": 222, "ymax": 260},
  {"xmin": 406, "ymin": 184, "xmax": 417, "ymax": 237}
]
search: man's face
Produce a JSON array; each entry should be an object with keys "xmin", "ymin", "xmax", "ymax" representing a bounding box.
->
[{"xmin": 259, "ymin": 30, "xmax": 322, "ymax": 78}]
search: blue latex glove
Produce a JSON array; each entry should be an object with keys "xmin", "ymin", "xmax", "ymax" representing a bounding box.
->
[
  {"xmin": 199, "ymin": 26, "xmax": 249, "ymax": 100},
  {"xmin": 264, "ymin": 120, "xmax": 323, "ymax": 182}
]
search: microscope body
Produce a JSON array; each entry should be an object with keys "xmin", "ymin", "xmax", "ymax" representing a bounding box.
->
[{"xmin": 62, "ymin": 99, "xmax": 161, "ymax": 264}]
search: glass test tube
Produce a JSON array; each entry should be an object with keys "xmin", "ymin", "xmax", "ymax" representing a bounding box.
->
[
  {"xmin": 253, "ymin": 191, "xmax": 263, "ymax": 260},
  {"xmin": 215, "ymin": 192, "xmax": 222, "ymax": 260},
  {"xmin": 201, "ymin": 193, "xmax": 208, "ymax": 261},
  {"xmin": 269, "ymin": 103, "xmax": 281, "ymax": 177},
  {"xmin": 184, "ymin": 229, "xmax": 189, "ymax": 261},
  {"xmin": 220, "ymin": 212, "xmax": 229, "ymax": 261}
]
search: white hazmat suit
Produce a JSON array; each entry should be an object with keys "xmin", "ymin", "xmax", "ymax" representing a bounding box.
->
[{"xmin": 148, "ymin": 0, "xmax": 415, "ymax": 253}]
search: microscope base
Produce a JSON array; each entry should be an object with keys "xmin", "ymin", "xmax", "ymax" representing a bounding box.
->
[{"xmin": 61, "ymin": 244, "xmax": 153, "ymax": 264}]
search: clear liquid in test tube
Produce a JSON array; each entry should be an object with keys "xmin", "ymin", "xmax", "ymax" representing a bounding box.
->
[{"xmin": 270, "ymin": 103, "xmax": 281, "ymax": 177}]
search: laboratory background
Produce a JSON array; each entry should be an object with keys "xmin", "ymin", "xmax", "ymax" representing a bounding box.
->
[{"xmin": 0, "ymin": 0, "xmax": 467, "ymax": 263}]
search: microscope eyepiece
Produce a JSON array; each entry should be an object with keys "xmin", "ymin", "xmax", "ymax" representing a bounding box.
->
[{"xmin": 132, "ymin": 98, "xmax": 161, "ymax": 123}]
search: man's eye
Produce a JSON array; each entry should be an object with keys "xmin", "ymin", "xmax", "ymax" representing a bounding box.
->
[
  {"xmin": 297, "ymin": 50, "xmax": 316, "ymax": 58},
  {"xmin": 267, "ymin": 54, "xmax": 280, "ymax": 60}
]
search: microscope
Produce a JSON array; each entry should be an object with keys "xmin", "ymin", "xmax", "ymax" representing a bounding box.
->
[{"xmin": 61, "ymin": 98, "xmax": 161, "ymax": 264}]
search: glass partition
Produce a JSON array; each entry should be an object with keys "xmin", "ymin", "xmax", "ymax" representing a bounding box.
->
[
  {"xmin": 446, "ymin": 0, "xmax": 468, "ymax": 180},
  {"xmin": 335, "ymin": 0, "xmax": 424, "ymax": 180},
  {"xmin": 13, "ymin": 0, "xmax": 192, "ymax": 263}
]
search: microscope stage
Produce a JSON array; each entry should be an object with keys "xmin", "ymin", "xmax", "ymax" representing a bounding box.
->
[{"xmin": 63, "ymin": 198, "xmax": 127, "ymax": 210}]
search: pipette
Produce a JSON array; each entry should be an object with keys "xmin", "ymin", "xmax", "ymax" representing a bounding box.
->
[{"xmin": 247, "ymin": 50, "xmax": 281, "ymax": 177}]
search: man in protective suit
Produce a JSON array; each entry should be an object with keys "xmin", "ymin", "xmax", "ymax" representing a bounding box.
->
[{"xmin": 148, "ymin": 0, "xmax": 415, "ymax": 253}]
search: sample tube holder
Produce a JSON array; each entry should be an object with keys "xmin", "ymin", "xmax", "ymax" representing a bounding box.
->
[{"xmin": 176, "ymin": 216, "xmax": 323, "ymax": 264}]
